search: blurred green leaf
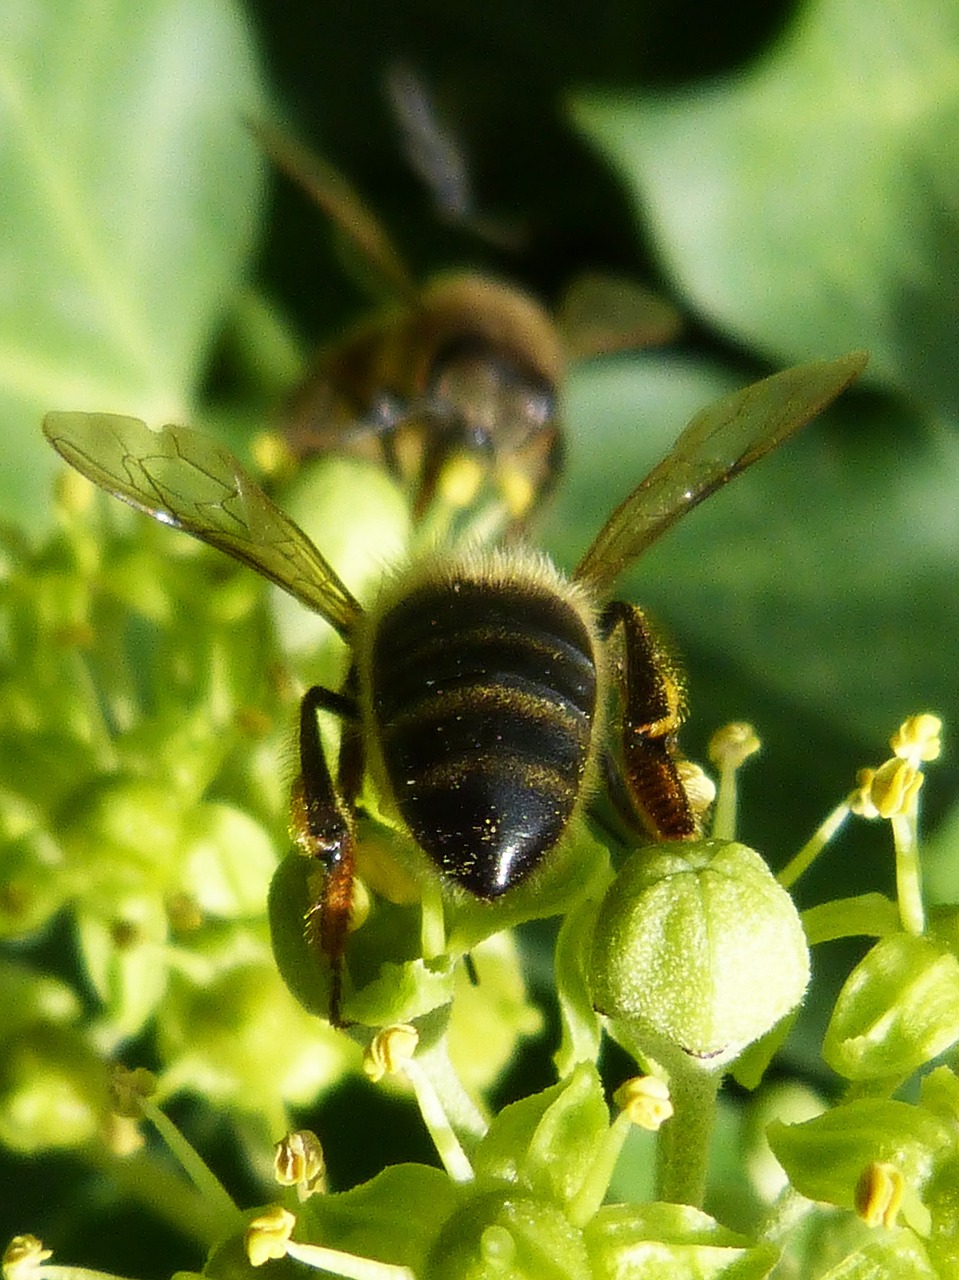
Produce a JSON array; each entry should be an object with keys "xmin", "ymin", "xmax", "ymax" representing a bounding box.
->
[
  {"xmin": 0, "ymin": 0, "xmax": 264, "ymax": 529},
  {"xmin": 573, "ymin": 0, "xmax": 959, "ymax": 419}
]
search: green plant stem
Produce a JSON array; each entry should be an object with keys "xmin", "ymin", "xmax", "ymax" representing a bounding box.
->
[
  {"xmin": 893, "ymin": 810, "xmax": 925, "ymax": 935},
  {"xmin": 655, "ymin": 1063, "xmax": 721, "ymax": 1208},
  {"xmin": 286, "ymin": 1240, "xmax": 415, "ymax": 1280},
  {"xmin": 402, "ymin": 1057, "xmax": 474, "ymax": 1182},
  {"xmin": 777, "ymin": 800, "xmax": 850, "ymax": 890},
  {"xmin": 567, "ymin": 1110, "xmax": 633, "ymax": 1228},
  {"xmin": 86, "ymin": 1142, "xmax": 229, "ymax": 1248},
  {"xmin": 414, "ymin": 1033, "xmax": 489, "ymax": 1144},
  {"xmin": 139, "ymin": 1095, "xmax": 242, "ymax": 1228},
  {"xmin": 710, "ymin": 763, "xmax": 737, "ymax": 841}
]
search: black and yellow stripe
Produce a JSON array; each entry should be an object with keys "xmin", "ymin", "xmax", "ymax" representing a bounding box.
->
[{"xmin": 370, "ymin": 576, "xmax": 597, "ymax": 896}]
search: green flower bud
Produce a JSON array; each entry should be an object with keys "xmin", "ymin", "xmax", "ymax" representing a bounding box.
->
[
  {"xmin": 0, "ymin": 1023, "xmax": 111, "ymax": 1153},
  {"xmin": 588, "ymin": 840, "xmax": 809, "ymax": 1065},
  {"xmin": 156, "ymin": 928, "xmax": 356, "ymax": 1110},
  {"xmin": 823, "ymin": 932, "xmax": 959, "ymax": 1081},
  {"xmin": 270, "ymin": 457, "xmax": 410, "ymax": 680}
]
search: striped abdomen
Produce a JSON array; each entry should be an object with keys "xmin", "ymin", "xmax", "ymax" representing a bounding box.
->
[{"xmin": 369, "ymin": 573, "xmax": 598, "ymax": 897}]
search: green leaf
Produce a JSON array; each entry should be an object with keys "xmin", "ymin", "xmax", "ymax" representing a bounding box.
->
[
  {"xmin": 815, "ymin": 1231, "xmax": 938, "ymax": 1280},
  {"xmin": 0, "ymin": 0, "xmax": 264, "ymax": 529},
  {"xmin": 572, "ymin": 0, "xmax": 959, "ymax": 419},
  {"xmin": 802, "ymin": 894, "xmax": 901, "ymax": 947},
  {"xmin": 768, "ymin": 1098, "xmax": 953, "ymax": 1212},
  {"xmin": 426, "ymin": 1186, "xmax": 592, "ymax": 1280},
  {"xmin": 474, "ymin": 1063, "xmax": 610, "ymax": 1211},
  {"xmin": 823, "ymin": 933, "xmax": 959, "ymax": 1081},
  {"xmin": 585, "ymin": 1203, "xmax": 776, "ymax": 1280},
  {"xmin": 301, "ymin": 1163, "xmax": 464, "ymax": 1275}
]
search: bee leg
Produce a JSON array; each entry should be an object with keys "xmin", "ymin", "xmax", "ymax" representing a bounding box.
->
[
  {"xmin": 292, "ymin": 683, "xmax": 361, "ymax": 1026},
  {"xmin": 600, "ymin": 601, "xmax": 698, "ymax": 841}
]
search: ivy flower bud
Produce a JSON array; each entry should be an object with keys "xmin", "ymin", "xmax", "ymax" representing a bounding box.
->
[{"xmin": 588, "ymin": 840, "xmax": 809, "ymax": 1065}]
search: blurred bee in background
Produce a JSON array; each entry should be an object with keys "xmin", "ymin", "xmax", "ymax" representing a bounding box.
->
[
  {"xmin": 253, "ymin": 65, "xmax": 681, "ymax": 541},
  {"xmin": 44, "ymin": 350, "xmax": 864, "ymax": 1023}
]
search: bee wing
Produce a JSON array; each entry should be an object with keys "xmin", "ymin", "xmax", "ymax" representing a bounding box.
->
[
  {"xmin": 574, "ymin": 352, "xmax": 869, "ymax": 595},
  {"xmin": 385, "ymin": 61, "xmax": 474, "ymax": 224},
  {"xmin": 43, "ymin": 412, "xmax": 362, "ymax": 636},
  {"xmin": 557, "ymin": 273, "xmax": 683, "ymax": 363},
  {"xmin": 251, "ymin": 119, "xmax": 417, "ymax": 302}
]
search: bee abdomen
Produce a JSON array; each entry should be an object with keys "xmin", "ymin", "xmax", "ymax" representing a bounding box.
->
[{"xmin": 370, "ymin": 576, "xmax": 598, "ymax": 898}]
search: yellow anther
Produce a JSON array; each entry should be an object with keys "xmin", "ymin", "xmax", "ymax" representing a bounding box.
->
[
  {"xmin": 855, "ymin": 1160, "xmax": 904, "ymax": 1229},
  {"xmin": 245, "ymin": 1206, "xmax": 295, "ymax": 1267},
  {"xmin": 613, "ymin": 1075, "xmax": 674, "ymax": 1132},
  {"xmin": 676, "ymin": 760, "xmax": 717, "ymax": 819},
  {"xmin": 869, "ymin": 758, "xmax": 924, "ymax": 820},
  {"xmin": 364, "ymin": 1024, "xmax": 419, "ymax": 1083},
  {"xmin": 3, "ymin": 1236, "xmax": 52, "ymax": 1280},
  {"xmin": 274, "ymin": 1130, "xmax": 326, "ymax": 1199},
  {"xmin": 109, "ymin": 1064, "xmax": 157, "ymax": 1118},
  {"xmin": 890, "ymin": 714, "xmax": 942, "ymax": 767},
  {"xmin": 708, "ymin": 722, "xmax": 761, "ymax": 772},
  {"xmin": 849, "ymin": 767, "xmax": 879, "ymax": 818}
]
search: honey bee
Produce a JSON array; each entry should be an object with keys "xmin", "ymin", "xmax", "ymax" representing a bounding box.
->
[
  {"xmin": 254, "ymin": 118, "xmax": 681, "ymax": 536},
  {"xmin": 43, "ymin": 350, "xmax": 865, "ymax": 1023}
]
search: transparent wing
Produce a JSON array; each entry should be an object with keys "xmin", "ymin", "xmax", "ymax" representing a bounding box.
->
[
  {"xmin": 385, "ymin": 61, "xmax": 474, "ymax": 224},
  {"xmin": 557, "ymin": 272, "xmax": 683, "ymax": 363},
  {"xmin": 575, "ymin": 352, "xmax": 868, "ymax": 595},
  {"xmin": 251, "ymin": 119, "xmax": 417, "ymax": 302},
  {"xmin": 43, "ymin": 412, "xmax": 362, "ymax": 636}
]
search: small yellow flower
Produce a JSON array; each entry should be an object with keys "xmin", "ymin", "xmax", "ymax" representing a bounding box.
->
[
  {"xmin": 245, "ymin": 1206, "xmax": 295, "ymax": 1267},
  {"xmin": 274, "ymin": 1130, "xmax": 326, "ymax": 1199},
  {"xmin": 109, "ymin": 1064, "xmax": 157, "ymax": 1118},
  {"xmin": 869, "ymin": 758, "xmax": 923, "ymax": 820},
  {"xmin": 848, "ymin": 767, "xmax": 879, "ymax": 818},
  {"xmin": 708, "ymin": 722, "xmax": 761, "ymax": 771},
  {"xmin": 613, "ymin": 1075, "xmax": 674, "ymax": 1132},
  {"xmin": 890, "ymin": 714, "xmax": 942, "ymax": 767},
  {"xmin": 676, "ymin": 760, "xmax": 717, "ymax": 818},
  {"xmin": 3, "ymin": 1236, "xmax": 52, "ymax": 1280},
  {"xmin": 364, "ymin": 1024, "xmax": 419, "ymax": 1083},
  {"xmin": 855, "ymin": 1160, "xmax": 904, "ymax": 1229}
]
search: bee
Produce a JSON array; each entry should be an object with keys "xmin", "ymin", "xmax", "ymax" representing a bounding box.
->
[
  {"xmin": 43, "ymin": 350, "xmax": 865, "ymax": 1023},
  {"xmin": 254, "ymin": 117, "xmax": 681, "ymax": 537}
]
